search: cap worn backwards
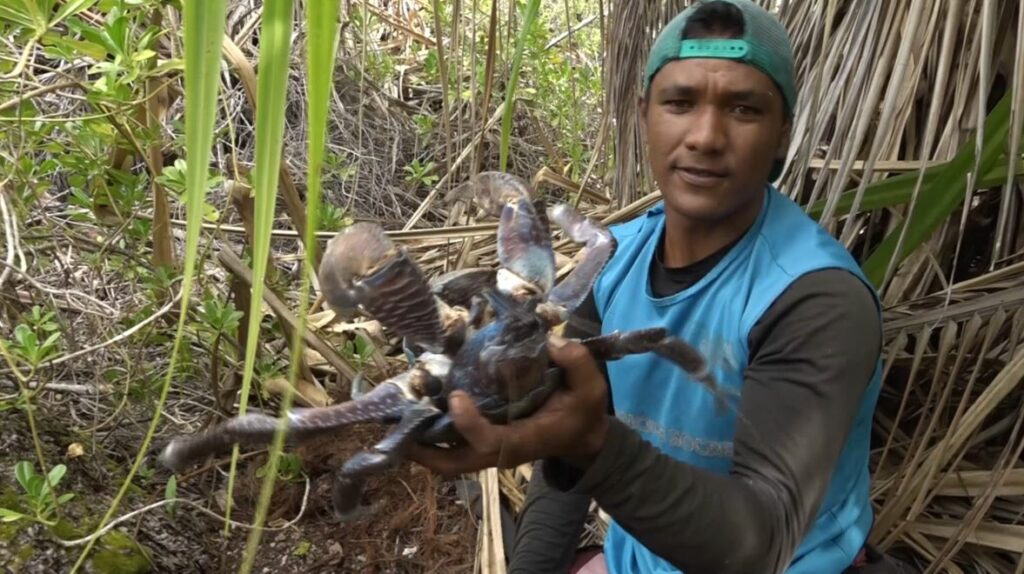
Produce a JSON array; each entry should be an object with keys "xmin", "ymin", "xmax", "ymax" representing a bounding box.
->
[
  {"xmin": 643, "ymin": 0, "xmax": 797, "ymax": 119},
  {"xmin": 643, "ymin": 0, "xmax": 796, "ymax": 181}
]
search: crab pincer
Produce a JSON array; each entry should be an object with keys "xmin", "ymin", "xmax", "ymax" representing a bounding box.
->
[{"xmin": 318, "ymin": 222, "xmax": 467, "ymax": 355}]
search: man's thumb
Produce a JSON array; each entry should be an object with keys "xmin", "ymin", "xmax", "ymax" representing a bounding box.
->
[
  {"xmin": 547, "ymin": 334, "xmax": 601, "ymax": 385},
  {"xmin": 449, "ymin": 391, "xmax": 499, "ymax": 451}
]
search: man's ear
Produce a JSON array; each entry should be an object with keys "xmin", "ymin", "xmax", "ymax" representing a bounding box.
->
[
  {"xmin": 638, "ymin": 95, "xmax": 649, "ymax": 141},
  {"xmin": 776, "ymin": 118, "xmax": 792, "ymax": 160}
]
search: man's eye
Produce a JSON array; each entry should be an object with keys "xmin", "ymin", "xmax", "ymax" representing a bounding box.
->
[
  {"xmin": 732, "ymin": 105, "xmax": 760, "ymax": 116},
  {"xmin": 665, "ymin": 100, "xmax": 692, "ymax": 111}
]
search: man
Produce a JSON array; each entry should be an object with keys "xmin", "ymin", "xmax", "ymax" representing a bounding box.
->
[{"xmin": 409, "ymin": 1, "xmax": 900, "ymax": 572}]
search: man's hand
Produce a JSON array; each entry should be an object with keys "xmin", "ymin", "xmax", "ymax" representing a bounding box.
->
[{"xmin": 405, "ymin": 334, "xmax": 610, "ymax": 477}]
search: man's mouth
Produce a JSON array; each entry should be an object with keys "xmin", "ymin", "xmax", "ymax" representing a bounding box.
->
[{"xmin": 675, "ymin": 165, "xmax": 729, "ymax": 187}]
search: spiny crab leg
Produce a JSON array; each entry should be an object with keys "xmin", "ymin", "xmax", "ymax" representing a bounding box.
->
[
  {"xmin": 331, "ymin": 400, "xmax": 442, "ymax": 521},
  {"xmin": 544, "ymin": 202, "xmax": 616, "ymax": 314},
  {"xmin": 318, "ymin": 222, "xmax": 467, "ymax": 354},
  {"xmin": 580, "ymin": 328, "xmax": 738, "ymax": 415},
  {"xmin": 158, "ymin": 354, "xmax": 451, "ymax": 474}
]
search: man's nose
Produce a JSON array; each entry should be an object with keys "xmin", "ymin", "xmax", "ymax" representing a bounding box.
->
[{"xmin": 683, "ymin": 106, "xmax": 726, "ymax": 154}]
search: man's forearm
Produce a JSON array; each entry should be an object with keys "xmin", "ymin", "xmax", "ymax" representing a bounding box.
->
[
  {"xmin": 508, "ymin": 460, "xmax": 592, "ymax": 574},
  {"xmin": 543, "ymin": 417, "xmax": 794, "ymax": 574}
]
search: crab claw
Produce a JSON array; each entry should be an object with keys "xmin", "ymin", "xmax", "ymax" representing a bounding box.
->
[
  {"xmin": 544, "ymin": 203, "xmax": 616, "ymax": 314},
  {"xmin": 318, "ymin": 222, "xmax": 459, "ymax": 353}
]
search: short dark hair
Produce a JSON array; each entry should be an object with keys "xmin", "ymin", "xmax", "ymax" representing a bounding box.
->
[{"xmin": 680, "ymin": 1, "xmax": 745, "ymax": 39}]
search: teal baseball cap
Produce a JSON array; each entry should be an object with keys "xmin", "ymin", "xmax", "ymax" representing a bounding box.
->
[
  {"xmin": 643, "ymin": 0, "xmax": 797, "ymax": 181},
  {"xmin": 644, "ymin": 0, "xmax": 798, "ymax": 121}
]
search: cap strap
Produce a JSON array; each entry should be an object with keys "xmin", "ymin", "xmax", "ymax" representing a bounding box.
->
[{"xmin": 678, "ymin": 38, "xmax": 749, "ymax": 60}]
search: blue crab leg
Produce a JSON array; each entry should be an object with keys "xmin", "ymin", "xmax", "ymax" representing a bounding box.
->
[
  {"xmin": 157, "ymin": 360, "xmax": 447, "ymax": 473},
  {"xmin": 331, "ymin": 400, "xmax": 442, "ymax": 521},
  {"xmin": 545, "ymin": 203, "xmax": 616, "ymax": 314},
  {"xmin": 319, "ymin": 222, "xmax": 464, "ymax": 354},
  {"xmin": 580, "ymin": 328, "xmax": 737, "ymax": 415}
]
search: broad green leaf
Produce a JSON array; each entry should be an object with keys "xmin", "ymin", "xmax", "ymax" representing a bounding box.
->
[
  {"xmin": 806, "ymin": 155, "xmax": 1024, "ymax": 219},
  {"xmin": 13, "ymin": 324, "xmax": 36, "ymax": 350},
  {"xmin": 52, "ymin": 0, "xmax": 99, "ymax": 26},
  {"xmin": 862, "ymin": 91, "xmax": 1016, "ymax": 287},
  {"xmin": 26, "ymin": 474, "xmax": 45, "ymax": 498},
  {"xmin": 0, "ymin": 2, "xmax": 38, "ymax": 29},
  {"xmin": 14, "ymin": 460, "xmax": 33, "ymax": 491},
  {"xmin": 47, "ymin": 463, "xmax": 66, "ymax": 487},
  {"xmin": 0, "ymin": 508, "xmax": 27, "ymax": 522}
]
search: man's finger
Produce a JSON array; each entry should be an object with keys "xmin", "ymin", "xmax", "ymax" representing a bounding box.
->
[
  {"xmin": 448, "ymin": 391, "xmax": 503, "ymax": 454},
  {"xmin": 405, "ymin": 443, "xmax": 493, "ymax": 477}
]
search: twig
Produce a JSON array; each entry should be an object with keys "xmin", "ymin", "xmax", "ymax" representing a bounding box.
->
[
  {"xmin": 0, "ymin": 259, "xmax": 117, "ymax": 317},
  {"xmin": 0, "ymin": 188, "xmax": 23, "ymax": 289},
  {"xmin": 0, "ymin": 81, "xmax": 82, "ymax": 114},
  {"xmin": 0, "ymin": 287, "xmax": 183, "ymax": 375},
  {"xmin": 53, "ymin": 474, "xmax": 311, "ymax": 548},
  {"xmin": 0, "ymin": 381, "xmax": 111, "ymax": 397}
]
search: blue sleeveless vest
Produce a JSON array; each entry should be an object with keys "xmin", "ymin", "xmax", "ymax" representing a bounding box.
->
[{"xmin": 592, "ymin": 185, "xmax": 882, "ymax": 573}]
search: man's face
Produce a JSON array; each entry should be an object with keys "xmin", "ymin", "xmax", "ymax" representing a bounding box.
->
[{"xmin": 641, "ymin": 57, "xmax": 790, "ymax": 224}]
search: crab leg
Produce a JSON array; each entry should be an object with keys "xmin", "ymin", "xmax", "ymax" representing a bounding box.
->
[
  {"xmin": 330, "ymin": 400, "xmax": 442, "ymax": 521},
  {"xmin": 580, "ymin": 328, "xmax": 736, "ymax": 415},
  {"xmin": 546, "ymin": 203, "xmax": 616, "ymax": 313},
  {"xmin": 158, "ymin": 371, "xmax": 424, "ymax": 474}
]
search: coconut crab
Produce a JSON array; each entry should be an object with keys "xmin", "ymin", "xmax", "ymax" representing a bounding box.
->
[{"xmin": 158, "ymin": 171, "xmax": 728, "ymax": 521}]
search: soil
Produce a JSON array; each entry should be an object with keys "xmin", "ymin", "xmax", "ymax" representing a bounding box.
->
[{"xmin": 0, "ymin": 403, "xmax": 478, "ymax": 573}]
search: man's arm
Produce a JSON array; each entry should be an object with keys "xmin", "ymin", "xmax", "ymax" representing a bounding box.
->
[
  {"xmin": 508, "ymin": 291, "xmax": 610, "ymax": 573},
  {"xmin": 542, "ymin": 269, "xmax": 882, "ymax": 574}
]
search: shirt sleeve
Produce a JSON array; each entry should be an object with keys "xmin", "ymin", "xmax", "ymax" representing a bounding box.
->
[{"xmin": 540, "ymin": 268, "xmax": 882, "ymax": 574}]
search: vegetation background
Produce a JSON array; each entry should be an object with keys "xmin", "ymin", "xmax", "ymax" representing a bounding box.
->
[{"xmin": 0, "ymin": 0, "xmax": 1022, "ymax": 572}]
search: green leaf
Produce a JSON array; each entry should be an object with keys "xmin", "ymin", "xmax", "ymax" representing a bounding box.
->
[
  {"xmin": 805, "ymin": 155, "xmax": 1024, "ymax": 219},
  {"xmin": 52, "ymin": 0, "xmax": 99, "ymax": 26},
  {"xmin": 14, "ymin": 460, "xmax": 33, "ymax": 492},
  {"xmin": 0, "ymin": 508, "xmax": 27, "ymax": 522},
  {"xmin": 233, "ymin": 0, "xmax": 298, "ymax": 568},
  {"xmin": 47, "ymin": 464, "xmax": 66, "ymax": 488},
  {"xmin": 862, "ymin": 90, "xmax": 1019, "ymax": 287},
  {"xmin": 0, "ymin": 2, "xmax": 38, "ymax": 29},
  {"xmin": 13, "ymin": 324, "xmax": 37, "ymax": 350}
]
